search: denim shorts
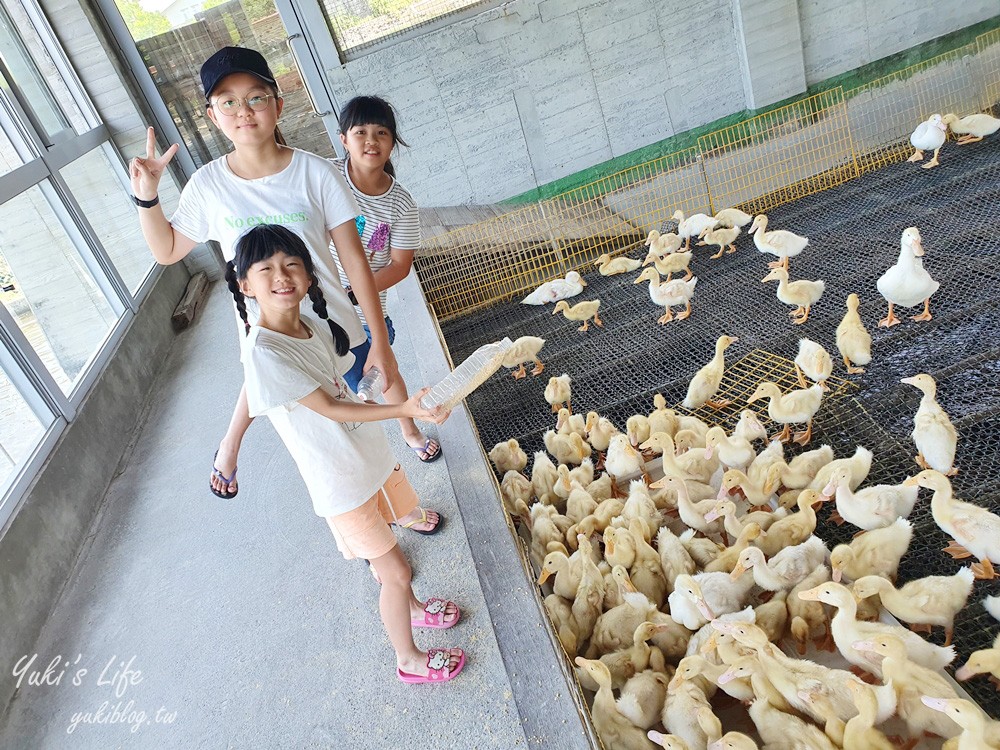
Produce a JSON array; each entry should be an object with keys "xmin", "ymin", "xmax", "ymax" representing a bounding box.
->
[{"xmin": 343, "ymin": 316, "xmax": 395, "ymax": 391}]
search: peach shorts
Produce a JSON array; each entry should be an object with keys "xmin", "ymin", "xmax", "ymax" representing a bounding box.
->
[{"xmin": 325, "ymin": 464, "xmax": 420, "ymax": 561}]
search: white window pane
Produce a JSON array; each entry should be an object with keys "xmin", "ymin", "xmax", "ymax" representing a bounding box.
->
[
  {"xmin": 59, "ymin": 145, "xmax": 156, "ymax": 293},
  {"xmin": 0, "ymin": 117, "xmax": 23, "ymax": 175},
  {"xmin": 0, "ymin": 184, "xmax": 118, "ymax": 394},
  {"xmin": 0, "ymin": 0, "xmax": 89, "ymax": 137},
  {"xmin": 0, "ymin": 360, "xmax": 46, "ymax": 488}
]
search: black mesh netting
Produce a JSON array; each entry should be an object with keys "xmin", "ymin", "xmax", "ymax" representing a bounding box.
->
[{"xmin": 435, "ymin": 136, "xmax": 1000, "ymax": 716}]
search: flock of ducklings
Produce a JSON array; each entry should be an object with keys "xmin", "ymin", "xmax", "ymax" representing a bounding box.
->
[{"xmin": 486, "ymin": 119, "xmax": 1000, "ymax": 749}]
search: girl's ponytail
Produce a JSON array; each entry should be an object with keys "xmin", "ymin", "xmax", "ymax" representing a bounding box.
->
[
  {"xmin": 307, "ymin": 278, "xmax": 350, "ymax": 356},
  {"xmin": 225, "ymin": 260, "xmax": 251, "ymax": 335},
  {"xmin": 274, "ymin": 124, "xmax": 287, "ymax": 147}
]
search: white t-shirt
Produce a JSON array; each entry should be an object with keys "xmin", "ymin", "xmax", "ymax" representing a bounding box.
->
[
  {"xmin": 242, "ymin": 322, "xmax": 395, "ymax": 517},
  {"xmin": 171, "ymin": 148, "xmax": 366, "ymax": 347},
  {"xmin": 332, "ymin": 157, "xmax": 420, "ymax": 326}
]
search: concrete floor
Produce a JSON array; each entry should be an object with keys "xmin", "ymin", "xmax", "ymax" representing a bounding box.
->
[{"xmin": 0, "ymin": 282, "xmax": 527, "ymax": 749}]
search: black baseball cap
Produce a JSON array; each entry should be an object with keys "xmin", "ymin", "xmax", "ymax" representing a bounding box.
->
[{"xmin": 200, "ymin": 47, "xmax": 277, "ymax": 99}]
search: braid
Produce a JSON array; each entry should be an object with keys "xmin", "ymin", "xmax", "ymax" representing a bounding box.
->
[
  {"xmin": 307, "ymin": 275, "xmax": 350, "ymax": 355},
  {"xmin": 225, "ymin": 261, "xmax": 251, "ymax": 335}
]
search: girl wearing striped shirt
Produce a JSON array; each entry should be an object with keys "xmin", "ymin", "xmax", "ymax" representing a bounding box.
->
[{"xmin": 334, "ymin": 96, "xmax": 441, "ymax": 465}]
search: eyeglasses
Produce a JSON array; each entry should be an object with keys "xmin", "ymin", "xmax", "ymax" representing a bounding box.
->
[{"xmin": 210, "ymin": 93, "xmax": 278, "ymax": 116}]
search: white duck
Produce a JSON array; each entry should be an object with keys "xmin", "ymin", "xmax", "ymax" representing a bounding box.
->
[
  {"xmin": 942, "ymin": 111, "xmax": 1000, "ymax": 144},
  {"xmin": 908, "ymin": 113, "xmax": 947, "ymax": 168},
  {"xmin": 521, "ymin": 270, "xmax": 586, "ymax": 305},
  {"xmin": 795, "ymin": 339, "xmax": 833, "ymax": 391},
  {"xmin": 877, "ymin": 227, "xmax": 938, "ymax": 327},
  {"xmin": 749, "ymin": 214, "xmax": 808, "ymax": 270},
  {"xmin": 698, "ymin": 226, "xmax": 740, "ymax": 259},
  {"xmin": 634, "ymin": 267, "xmax": 698, "ymax": 323},
  {"xmin": 645, "ymin": 229, "xmax": 684, "ymax": 255},
  {"xmin": 669, "ymin": 572, "xmax": 754, "ymax": 631},
  {"xmin": 672, "ymin": 209, "xmax": 718, "ymax": 250},
  {"xmin": 712, "ymin": 207, "xmax": 753, "ymax": 229},
  {"xmin": 823, "ymin": 468, "xmax": 919, "ymax": 530},
  {"xmin": 901, "ymin": 373, "xmax": 958, "ymax": 476},
  {"xmin": 501, "ymin": 335, "xmax": 546, "ymax": 379},
  {"xmin": 704, "ymin": 426, "xmax": 755, "ymax": 471},
  {"xmin": 747, "ymin": 381, "xmax": 823, "ymax": 445},
  {"xmin": 682, "ymin": 334, "xmax": 738, "ymax": 410},
  {"xmin": 606, "ymin": 434, "xmax": 649, "ymax": 488}
]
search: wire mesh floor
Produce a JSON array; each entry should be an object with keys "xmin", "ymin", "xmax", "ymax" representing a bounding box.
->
[{"xmin": 436, "ymin": 136, "xmax": 1000, "ymax": 717}]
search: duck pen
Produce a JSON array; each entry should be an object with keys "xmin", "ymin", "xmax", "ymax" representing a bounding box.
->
[{"xmin": 407, "ymin": 28, "xmax": 1000, "ymax": 746}]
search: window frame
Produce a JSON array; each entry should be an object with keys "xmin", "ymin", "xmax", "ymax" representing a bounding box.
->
[{"xmin": 0, "ymin": 0, "xmax": 163, "ymax": 533}]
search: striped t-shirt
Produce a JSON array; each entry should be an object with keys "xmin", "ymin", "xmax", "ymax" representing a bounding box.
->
[{"xmin": 332, "ymin": 157, "xmax": 420, "ymax": 326}]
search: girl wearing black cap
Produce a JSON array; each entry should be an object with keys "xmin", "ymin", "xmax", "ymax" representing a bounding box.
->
[{"xmin": 128, "ymin": 48, "xmax": 440, "ymax": 533}]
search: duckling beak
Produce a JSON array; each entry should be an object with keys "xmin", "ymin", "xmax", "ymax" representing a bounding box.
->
[
  {"xmin": 921, "ymin": 696, "xmax": 947, "ymax": 712},
  {"xmin": 633, "ymin": 274, "xmax": 645, "ymax": 285},
  {"xmin": 912, "ymin": 238, "xmax": 925, "ymax": 256},
  {"xmin": 667, "ymin": 672, "xmax": 683, "ymax": 691},
  {"xmin": 832, "ymin": 567, "xmax": 843, "ymax": 583},
  {"xmin": 696, "ymin": 598, "xmax": 716, "ymax": 621},
  {"xmin": 704, "ymin": 445, "xmax": 714, "ymax": 460},
  {"xmin": 797, "ymin": 586, "xmax": 821, "ymax": 601},
  {"xmin": 622, "ymin": 577, "xmax": 638, "ymax": 593},
  {"xmin": 730, "ymin": 564, "xmax": 747, "ymax": 581},
  {"xmin": 606, "ymin": 539, "xmax": 616, "ymax": 556},
  {"xmin": 579, "ymin": 278, "xmax": 588, "ymax": 287},
  {"xmin": 551, "ymin": 307, "xmax": 558, "ymax": 315},
  {"xmin": 537, "ymin": 569, "xmax": 552, "ymax": 586},
  {"xmin": 902, "ymin": 475, "xmax": 919, "ymax": 487},
  {"xmin": 821, "ymin": 479, "xmax": 836, "ymax": 496},
  {"xmin": 642, "ymin": 254, "xmax": 653, "ymax": 266},
  {"xmin": 716, "ymin": 668, "xmax": 736, "ymax": 685},
  {"xmin": 747, "ymin": 391, "xmax": 761, "ymax": 404},
  {"xmin": 704, "ymin": 508, "xmax": 721, "ymax": 523},
  {"xmin": 648, "ymin": 477, "xmax": 665, "ymax": 489},
  {"xmin": 954, "ymin": 665, "xmax": 974, "ymax": 681}
]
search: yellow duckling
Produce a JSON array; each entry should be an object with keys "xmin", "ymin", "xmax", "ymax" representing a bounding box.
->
[
  {"xmin": 747, "ymin": 381, "xmax": 823, "ymax": 445},
  {"xmin": 642, "ymin": 248, "xmax": 694, "ymax": 281},
  {"xmin": 809, "ymin": 445, "xmax": 873, "ymax": 493},
  {"xmin": 942, "ymin": 111, "xmax": 1000, "ymax": 144},
  {"xmin": 606, "ymin": 433, "xmax": 649, "ymax": 489},
  {"xmin": 648, "ymin": 394, "xmax": 679, "ymax": 436},
  {"xmin": 584, "ymin": 411, "xmax": 620, "ymax": 453},
  {"xmin": 555, "ymin": 407, "xmax": 587, "ymax": 440},
  {"xmin": 754, "ymin": 489, "xmax": 823, "ymax": 556},
  {"xmin": 713, "ymin": 207, "xmax": 753, "ymax": 229},
  {"xmin": 841, "ymin": 680, "xmax": 895, "ymax": 750},
  {"xmin": 835, "ymin": 294, "xmax": 871, "ymax": 374},
  {"xmin": 777, "ymin": 443, "xmax": 833, "ymax": 489},
  {"xmin": 789, "ymin": 564, "xmax": 834, "ymax": 654},
  {"xmin": 662, "ymin": 679, "xmax": 721, "ymax": 750},
  {"xmin": 530, "ymin": 450, "xmax": 560, "ymax": 505},
  {"xmin": 543, "ymin": 429, "xmax": 591, "ymax": 466},
  {"xmin": 645, "ymin": 228, "xmax": 683, "ymax": 255},
  {"xmin": 704, "ymin": 522, "xmax": 763, "ymax": 575},
  {"xmin": 798, "ymin": 582, "xmax": 956, "ymax": 677},
  {"xmin": 571, "ymin": 535, "xmax": 604, "ymax": 642},
  {"xmin": 683, "ymin": 334, "xmax": 739, "ymax": 410},
  {"xmin": 574, "ymin": 621, "xmax": 665, "ymax": 690},
  {"xmin": 499, "ymin": 470, "xmax": 532, "ymax": 519},
  {"xmin": 634, "ymin": 267, "xmax": 698, "ymax": 323},
  {"xmin": 552, "ymin": 298, "xmax": 603, "ymax": 332},
  {"xmin": 707, "ymin": 732, "xmax": 758, "ymax": 750},
  {"xmin": 704, "ymin": 425, "xmax": 755, "ymax": 470},
  {"xmin": 618, "ymin": 670, "xmax": 671, "ymax": 731},
  {"xmin": 646, "ymin": 731, "xmax": 691, "ymax": 749},
  {"xmin": 543, "ymin": 372, "xmax": 572, "ymax": 413},
  {"xmin": 901, "ymin": 373, "xmax": 958, "ymax": 476},
  {"xmin": 823, "ymin": 467, "xmax": 919, "ymax": 530},
  {"xmin": 748, "ymin": 697, "xmax": 836, "ymax": 750},
  {"xmin": 489, "ymin": 438, "xmax": 527, "ymax": 474},
  {"xmin": 850, "ymin": 635, "xmax": 960, "ymax": 740},
  {"xmin": 761, "ymin": 266, "xmax": 824, "ymax": 324},
  {"xmin": 698, "ymin": 225, "xmax": 740, "ymax": 259},
  {"xmin": 852, "ymin": 567, "xmax": 974, "ymax": 646},
  {"xmin": 595, "ymin": 252, "xmax": 642, "ymax": 275},
  {"xmin": 500, "ymin": 335, "xmax": 546, "ymax": 379},
  {"xmin": 829, "ymin": 517, "xmax": 912, "ymax": 583},
  {"xmin": 906, "ymin": 469, "xmax": 1000, "ymax": 579},
  {"xmin": 730, "ymin": 536, "xmax": 828, "ymax": 592},
  {"xmin": 655, "ymin": 526, "xmax": 695, "ymax": 592},
  {"xmin": 668, "ymin": 571, "xmax": 754, "ymax": 630},
  {"xmin": 794, "ymin": 338, "xmax": 833, "ymax": 390},
  {"xmin": 544, "ymin": 593, "xmax": 579, "ymax": 656},
  {"xmin": 920, "ymin": 696, "xmax": 1000, "ymax": 749},
  {"xmin": 627, "ymin": 414, "xmax": 652, "ymax": 449},
  {"xmin": 529, "ymin": 503, "xmax": 572, "ymax": 568},
  {"xmin": 749, "ymin": 213, "xmax": 809, "ymax": 270},
  {"xmin": 537, "ymin": 547, "xmax": 585, "ymax": 599},
  {"xmin": 574, "ymin": 658, "xmax": 658, "ymax": 750},
  {"xmin": 955, "ymin": 632, "xmax": 1000, "ymax": 689}
]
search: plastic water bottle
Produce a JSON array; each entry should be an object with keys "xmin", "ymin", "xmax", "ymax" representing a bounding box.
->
[{"xmin": 356, "ymin": 367, "xmax": 384, "ymax": 402}]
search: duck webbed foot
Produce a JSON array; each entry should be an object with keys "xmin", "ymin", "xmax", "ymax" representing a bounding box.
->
[
  {"xmin": 907, "ymin": 149, "xmax": 925, "ymax": 163},
  {"xmin": 921, "ymin": 148, "xmax": 941, "ymax": 169},
  {"xmin": 676, "ymin": 301, "xmax": 692, "ymax": 321},
  {"xmin": 878, "ymin": 303, "xmax": 900, "ymax": 328},
  {"xmin": 942, "ymin": 540, "xmax": 973, "ymax": 559},
  {"xmin": 914, "ymin": 452, "xmax": 930, "ymax": 470},
  {"xmin": 512, "ymin": 363, "xmax": 527, "ymax": 379},
  {"xmin": 972, "ymin": 559, "xmax": 996, "ymax": 580},
  {"xmin": 530, "ymin": 359, "xmax": 545, "ymax": 376},
  {"xmin": 910, "ymin": 298, "xmax": 933, "ymax": 322}
]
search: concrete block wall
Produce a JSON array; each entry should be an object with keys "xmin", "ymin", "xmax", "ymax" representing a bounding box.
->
[
  {"xmin": 798, "ymin": 0, "xmax": 998, "ymax": 85},
  {"xmin": 325, "ymin": 0, "xmax": 998, "ymax": 206}
]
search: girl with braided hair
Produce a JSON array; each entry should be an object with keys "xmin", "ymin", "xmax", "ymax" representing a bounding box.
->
[{"xmin": 228, "ymin": 225, "xmax": 465, "ymax": 684}]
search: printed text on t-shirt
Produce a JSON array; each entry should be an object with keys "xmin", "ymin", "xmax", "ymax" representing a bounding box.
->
[{"xmin": 224, "ymin": 211, "xmax": 309, "ymax": 230}]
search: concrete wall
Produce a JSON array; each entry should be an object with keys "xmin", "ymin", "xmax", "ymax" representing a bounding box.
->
[
  {"xmin": 325, "ymin": 0, "xmax": 997, "ymax": 206},
  {"xmin": 798, "ymin": 0, "xmax": 998, "ymax": 85}
]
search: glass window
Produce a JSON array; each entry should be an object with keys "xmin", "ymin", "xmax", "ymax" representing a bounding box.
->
[
  {"xmin": 114, "ymin": 0, "xmax": 334, "ymax": 167},
  {"xmin": 0, "ymin": 361, "xmax": 45, "ymax": 486},
  {"xmin": 59, "ymin": 144, "xmax": 157, "ymax": 293},
  {"xmin": 0, "ymin": 115, "xmax": 24, "ymax": 175},
  {"xmin": 0, "ymin": 184, "xmax": 118, "ymax": 394},
  {"xmin": 320, "ymin": 0, "xmax": 489, "ymax": 58},
  {"xmin": 0, "ymin": 0, "xmax": 88, "ymax": 138}
]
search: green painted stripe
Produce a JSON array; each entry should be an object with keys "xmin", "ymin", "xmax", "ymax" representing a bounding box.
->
[{"xmin": 503, "ymin": 15, "xmax": 1000, "ymax": 205}]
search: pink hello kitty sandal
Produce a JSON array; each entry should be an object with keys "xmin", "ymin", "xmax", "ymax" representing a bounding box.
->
[
  {"xmin": 397, "ymin": 648, "xmax": 465, "ymax": 684},
  {"xmin": 411, "ymin": 598, "xmax": 460, "ymax": 629}
]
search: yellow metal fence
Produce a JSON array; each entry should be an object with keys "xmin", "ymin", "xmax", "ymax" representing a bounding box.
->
[{"xmin": 416, "ymin": 30, "xmax": 1000, "ymax": 322}]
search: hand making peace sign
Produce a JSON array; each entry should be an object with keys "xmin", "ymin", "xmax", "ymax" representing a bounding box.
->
[{"xmin": 129, "ymin": 126, "xmax": 179, "ymax": 201}]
